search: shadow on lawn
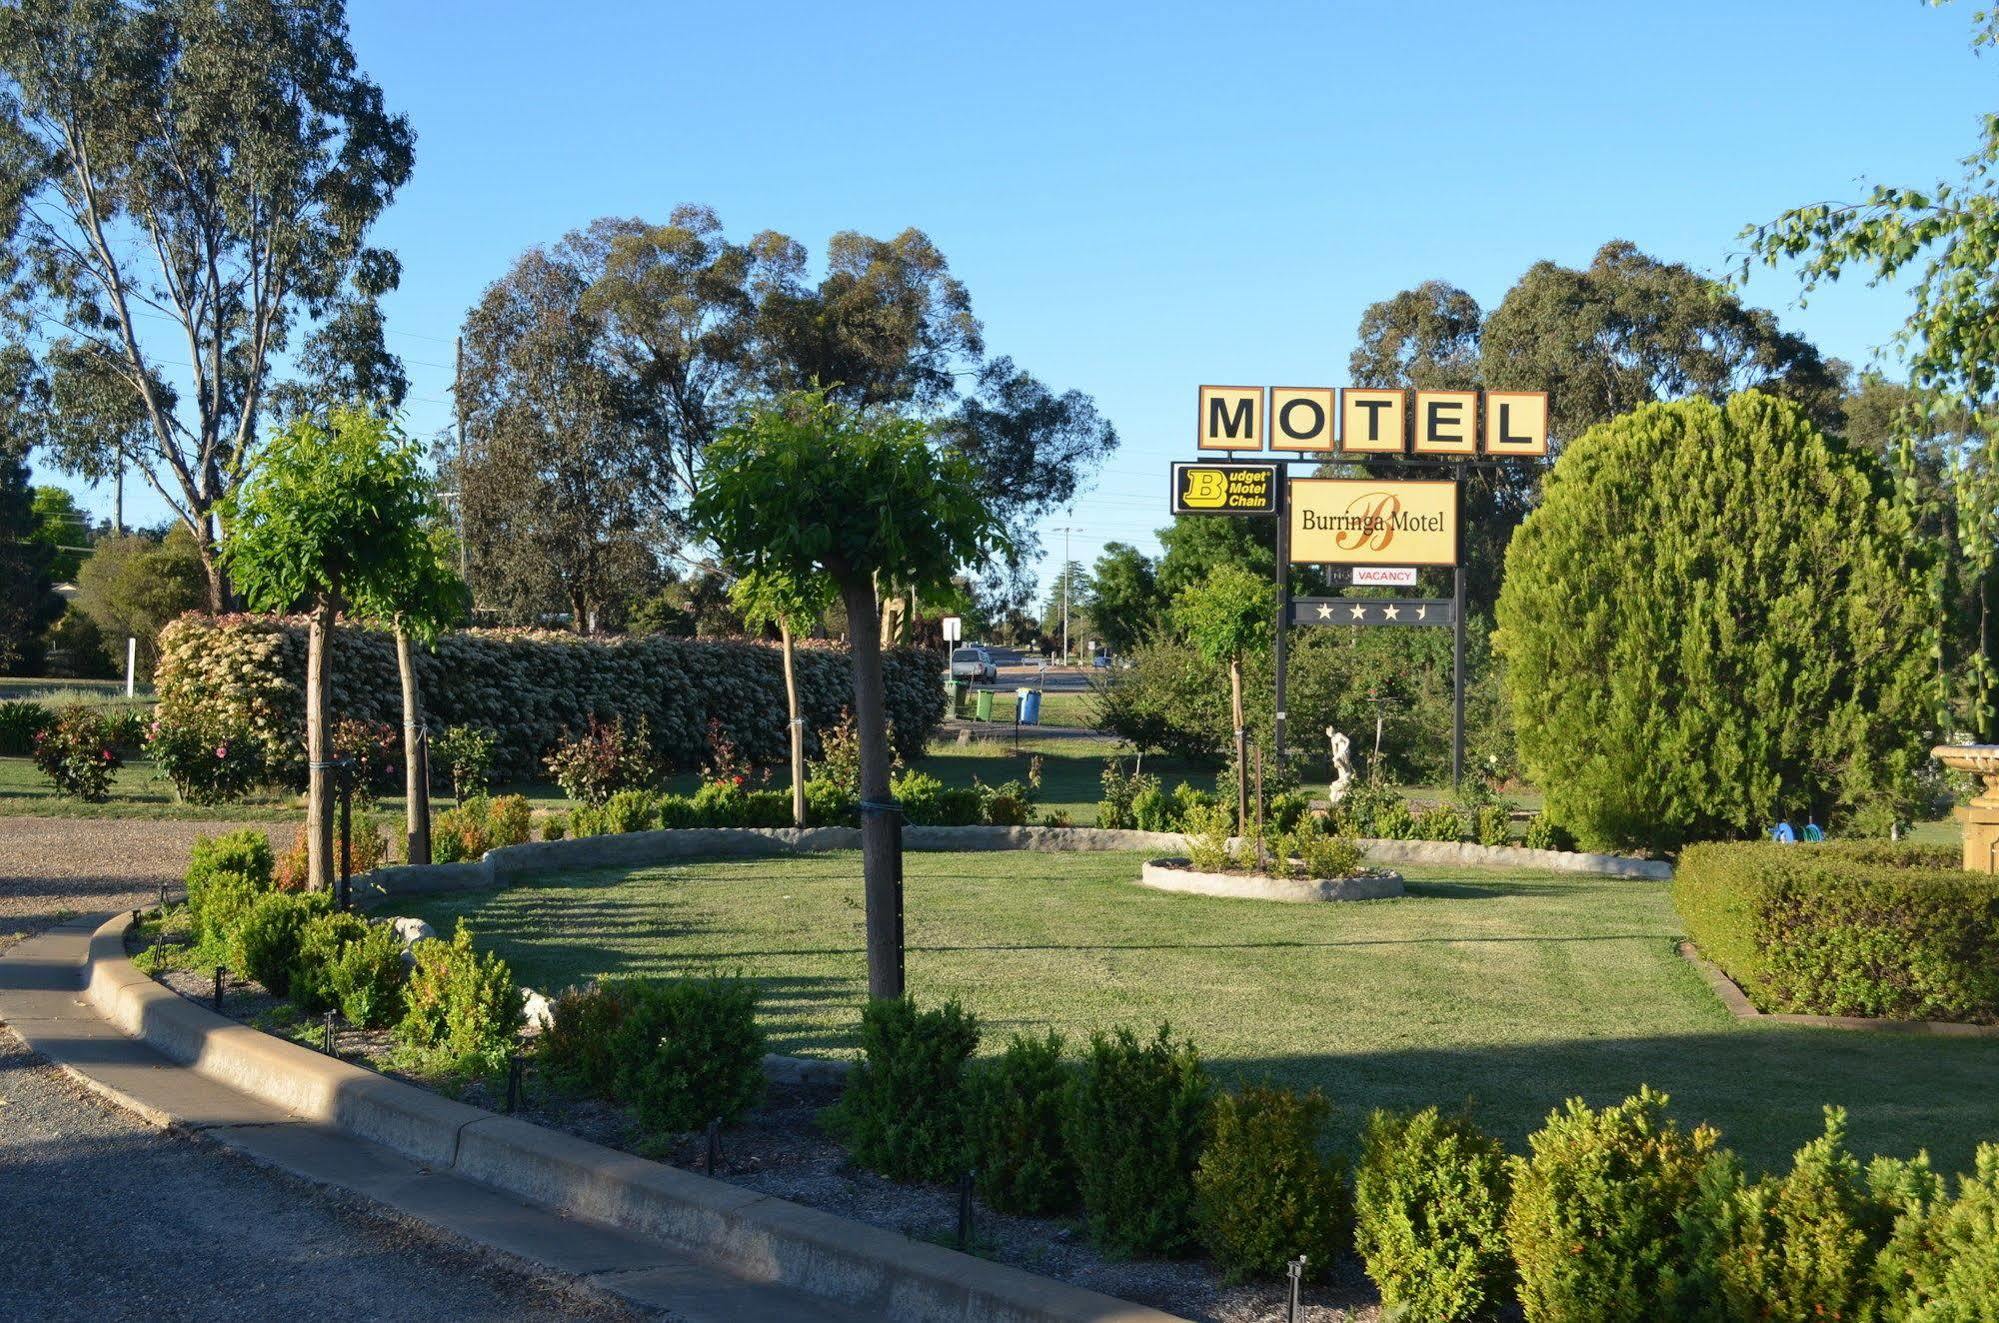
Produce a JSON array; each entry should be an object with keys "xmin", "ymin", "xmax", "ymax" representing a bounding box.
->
[{"xmin": 1216, "ymin": 1027, "xmax": 1999, "ymax": 1178}]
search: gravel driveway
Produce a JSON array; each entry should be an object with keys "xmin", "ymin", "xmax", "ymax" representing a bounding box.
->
[
  {"xmin": 0, "ymin": 1026, "xmax": 637, "ymax": 1321},
  {"xmin": 0, "ymin": 814, "xmax": 638, "ymax": 1320},
  {"xmin": 0, "ymin": 816, "xmax": 282, "ymax": 951}
]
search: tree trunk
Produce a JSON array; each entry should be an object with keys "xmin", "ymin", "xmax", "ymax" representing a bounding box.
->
[
  {"xmin": 201, "ymin": 542, "xmax": 227, "ymax": 615},
  {"xmin": 396, "ymin": 622, "xmax": 431, "ymax": 866},
  {"xmin": 1230, "ymin": 656, "xmax": 1247, "ymax": 837},
  {"xmin": 782, "ymin": 621, "xmax": 806, "ymax": 828},
  {"xmin": 306, "ymin": 594, "xmax": 336, "ymax": 893},
  {"xmin": 839, "ymin": 573, "xmax": 903, "ymax": 1000}
]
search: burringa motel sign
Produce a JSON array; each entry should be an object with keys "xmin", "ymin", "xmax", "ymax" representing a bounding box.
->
[{"xmin": 1176, "ymin": 383, "xmax": 1550, "ymax": 786}]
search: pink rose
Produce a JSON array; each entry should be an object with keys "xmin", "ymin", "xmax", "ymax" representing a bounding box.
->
[{"xmin": 214, "ymin": 743, "xmax": 228, "ymax": 759}]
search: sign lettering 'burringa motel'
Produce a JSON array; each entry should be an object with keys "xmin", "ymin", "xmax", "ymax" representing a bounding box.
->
[
  {"xmin": 1199, "ymin": 385, "xmax": 1548, "ymax": 457},
  {"xmin": 1288, "ymin": 478, "xmax": 1458, "ymax": 567}
]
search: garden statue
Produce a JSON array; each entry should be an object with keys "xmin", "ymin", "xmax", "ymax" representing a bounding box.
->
[
  {"xmin": 1326, "ymin": 727, "xmax": 1354, "ymax": 804},
  {"xmin": 1931, "ymin": 743, "xmax": 1999, "ymax": 872}
]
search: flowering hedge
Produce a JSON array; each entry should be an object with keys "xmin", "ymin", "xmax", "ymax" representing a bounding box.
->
[{"xmin": 153, "ymin": 615, "xmax": 946, "ymax": 783}]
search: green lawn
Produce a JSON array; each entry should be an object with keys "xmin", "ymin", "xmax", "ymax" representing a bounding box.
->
[
  {"xmin": 393, "ymin": 851, "xmax": 1999, "ymax": 1176},
  {"xmin": 953, "ymin": 688, "xmax": 1101, "ymax": 727}
]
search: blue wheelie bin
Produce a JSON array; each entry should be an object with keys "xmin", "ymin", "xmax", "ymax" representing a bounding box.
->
[{"xmin": 1018, "ymin": 689, "xmax": 1042, "ymax": 725}]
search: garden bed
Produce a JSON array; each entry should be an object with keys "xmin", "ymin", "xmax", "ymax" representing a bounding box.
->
[
  {"xmin": 1139, "ymin": 858, "xmax": 1404, "ymax": 903},
  {"xmin": 124, "ymin": 912, "xmax": 1381, "ymax": 1322}
]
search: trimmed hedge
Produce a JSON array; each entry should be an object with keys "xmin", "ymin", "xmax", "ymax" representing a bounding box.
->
[
  {"xmin": 1675, "ymin": 841, "xmax": 1999, "ymax": 1023},
  {"xmin": 153, "ymin": 614, "xmax": 946, "ymax": 782}
]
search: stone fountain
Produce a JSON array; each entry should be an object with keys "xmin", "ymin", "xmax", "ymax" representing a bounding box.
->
[{"xmin": 1932, "ymin": 743, "xmax": 1999, "ymax": 873}]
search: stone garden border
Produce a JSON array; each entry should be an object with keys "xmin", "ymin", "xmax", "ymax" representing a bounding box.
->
[
  {"xmin": 1138, "ymin": 859, "xmax": 1405, "ymax": 903},
  {"xmin": 76, "ymin": 910, "xmax": 1183, "ymax": 1323},
  {"xmin": 1678, "ymin": 941, "xmax": 1999, "ymax": 1038},
  {"xmin": 357, "ymin": 825, "xmax": 1667, "ymax": 903}
]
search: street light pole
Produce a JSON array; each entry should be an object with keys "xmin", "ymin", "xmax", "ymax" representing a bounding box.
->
[{"xmin": 1061, "ymin": 523, "xmax": 1070, "ymax": 664}]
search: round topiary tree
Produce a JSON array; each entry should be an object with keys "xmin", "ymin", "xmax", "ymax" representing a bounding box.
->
[{"xmin": 1495, "ymin": 391, "xmax": 1937, "ymax": 852}]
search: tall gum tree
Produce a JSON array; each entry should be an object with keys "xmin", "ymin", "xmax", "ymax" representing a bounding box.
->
[
  {"xmin": 693, "ymin": 390, "xmax": 1004, "ymax": 999},
  {"xmin": 0, "ymin": 0, "xmax": 413, "ymax": 609},
  {"xmin": 221, "ymin": 406, "xmax": 437, "ymax": 892}
]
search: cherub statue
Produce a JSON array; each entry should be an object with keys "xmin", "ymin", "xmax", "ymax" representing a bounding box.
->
[{"xmin": 1326, "ymin": 727, "xmax": 1354, "ymax": 804}]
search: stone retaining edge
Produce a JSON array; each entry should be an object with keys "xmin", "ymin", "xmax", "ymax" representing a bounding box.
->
[
  {"xmin": 357, "ymin": 825, "xmax": 1663, "ymax": 902},
  {"xmin": 1137, "ymin": 859, "xmax": 1405, "ymax": 903},
  {"xmin": 81, "ymin": 912, "xmax": 1182, "ymax": 1323},
  {"xmin": 1678, "ymin": 941, "xmax": 1999, "ymax": 1038}
]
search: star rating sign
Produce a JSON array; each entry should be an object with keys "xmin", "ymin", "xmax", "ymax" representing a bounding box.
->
[{"xmin": 1291, "ymin": 598, "xmax": 1455, "ymax": 628}]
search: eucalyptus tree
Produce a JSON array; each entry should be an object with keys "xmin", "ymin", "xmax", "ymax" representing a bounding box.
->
[
  {"xmin": 0, "ymin": 0, "xmax": 414, "ymax": 609},
  {"xmin": 221, "ymin": 407, "xmax": 436, "ymax": 893},
  {"xmin": 0, "ymin": 347, "xmax": 58, "ymax": 669},
  {"xmin": 694, "ymin": 389, "xmax": 1005, "ymax": 999},
  {"xmin": 1743, "ymin": 4, "xmax": 1999, "ymax": 738}
]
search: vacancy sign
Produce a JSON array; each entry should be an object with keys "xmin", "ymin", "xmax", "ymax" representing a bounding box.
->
[{"xmin": 1351, "ymin": 566, "xmax": 1419, "ymax": 587}]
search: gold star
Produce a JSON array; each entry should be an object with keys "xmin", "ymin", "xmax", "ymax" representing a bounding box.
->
[
  {"xmin": 1316, "ymin": 602, "xmax": 1333, "ymax": 620},
  {"xmin": 1382, "ymin": 604, "xmax": 1400, "ymax": 620},
  {"xmin": 1349, "ymin": 603, "xmax": 1367, "ymax": 620}
]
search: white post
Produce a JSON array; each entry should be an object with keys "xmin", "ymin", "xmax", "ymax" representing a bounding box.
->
[
  {"xmin": 125, "ymin": 637, "xmax": 136, "ymax": 698},
  {"xmin": 1061, "ymin": 523, "xmax": 1071, "ymax": 665}
]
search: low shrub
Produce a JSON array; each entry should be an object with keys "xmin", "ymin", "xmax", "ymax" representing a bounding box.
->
[
  {"xmin": 230, "ymin": 891, "xmax": 332, "ymax": 997},
  {"xmin": 976, "ymin": 777, "xmax": 1036, "ymax": 827},
  {"xmin": 966, "ymin": 1031, "xmax": 1075, "ymax": 1216},
  {"xmin": 544, "ymin": 716, "xmax": 657, "ymax": 805},
  {"xmin": 432, "ymin": 794, "xmax": 533, "ymax": 862},
  {"xmin": 609, "ymin": 976, "xmax": 766, "ymax": 1133},
  {"xmin": 31, "ymin": 705, "xmax": 120, "ymax": 800},
  {"xmin": 148, "ymin": 712, "xmax": 264, "ymax": 804},
  {"xmin": 832, "ymin": 996, "xmax": 980, "ymax": 1183},
  {"xmin": 1414, "ymin": 803, "xmax": 1464, "ymax": 842},
  {"xmin": 1504, "ymin": 1087, "xmax": 1717, "ymax": 1322},
  {"xmin": 803, "ymin": 777, "xmax": 856, "ymax": 827},
  {"xmin": 0, "ymin": 699, "xmax": 54, "ymax": 755},
  {"xmin": 1064, "ymin": 1023, "xmax": 1214, "ymax": 1258},
  {"xmin": 289, "ymin": 910, "xmax": 368, "ymax": 1013},
  {"xmin": 272, "ymin": 814, "xmax": 390, "ymax": 890},
  {"xmin": 1674, "ymin": 841, "xmax": 1999, "ymax": 1022},
  {"xmin": 329, "ymin": 921, "xmax": 409, "ymax": 1028},
  {"xmin": 433, "ymin": 723, "xmax": 497, "ymax": 803},
  {"xmin": 537, "ymin": 982, "xmax": 630, "ymax": 1096},
  {"xmin": 1131, "ymin": 779, "xmax": 1174, "ymax": 832},
  {"xmin": 1354, "ymin": 1106, "xmax": 1513, "ymax": 1323},
  {"xmin": 1472, "ymin": 803, "xmax": 1511, "ymax": 848},
  {"xmin": 571, "ymin": 788, "xmax": 662, "ymax": 837},
  {"xmin": 1169, "ymin": 782, "xmax": 1215, "ymax": 832},
  {"xmin": 186, "ymin": 829, "xmax": 274, "ymax": 945},
  {"xmin": 893, "ymin": 770, "xmax": 983, "ymax": 826},
  {"xmin": 541, "ymin": 813, "xmax": 568, "ymax": 841},
  {"xmin": 1097, "ymin": 760, "xmax": 1159, "ymax": 831},
  {"xmin": 396, "ymin": 922, "xmax": 521, "ymax": 1075},
  {"xmin": 1195, "ymin": 1084, "xmax": 1348, "ymax": 1282},
  {"xmin": 1523, "ymin": 814, "xmax": 1575, "ymax": 852},
  {"xmin": 1182, "ymin": 799, "xmax": 1236, "ymax": 873},
  {"xmin": 1878, "ymin": 1142, "xmax": 1999, "ymax": 1318},
  {"xmin": 1274, "ymin": 813, "xmax": 1363, "ymax": 880},
  {"xmin": 1681, "ymin": 1107, "xmax": 1924, "ymax": 1322}
]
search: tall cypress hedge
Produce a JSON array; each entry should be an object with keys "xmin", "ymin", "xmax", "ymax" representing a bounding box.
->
[
  {"xmin": 154, "ymin": 615, "xmax": 944, "ymax": 782},
  {"xmin": 1496, "ymin": 392, "xmax": 1938, "ymax": 852}
]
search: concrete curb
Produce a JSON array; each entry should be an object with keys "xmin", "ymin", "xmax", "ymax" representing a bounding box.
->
[
  {"xmin": 1678, "ymin": 942, "xmax": 1999, "ymax": 1037},
  {"xmin": 1138, "ymin": 858, "xmax": 1405, "ymax": 903},
  {"xmin": 81, "ymin": 912, "xmax": 1183, "ymax": 1323},
  {"xmin": 357, "ymin": 824, "xmax": 1662, "ymax": 902}
]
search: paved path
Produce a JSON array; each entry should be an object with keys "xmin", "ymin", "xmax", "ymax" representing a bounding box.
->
[{"xmin": 1, "ymin": 916, "xmax": 872, "ymax": 1322}]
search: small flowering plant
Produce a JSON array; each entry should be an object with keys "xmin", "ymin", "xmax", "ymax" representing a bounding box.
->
[
  {"xmin": 148, "ymin": 712, "xmax": 264, "ymax": 804},
  {"xmin": 31, "ymin": 706, "xmax": 122, "ymax": 801},
  {"xmin": 544, "ymin": 715, "xmax": 657, "ymax": 805}
]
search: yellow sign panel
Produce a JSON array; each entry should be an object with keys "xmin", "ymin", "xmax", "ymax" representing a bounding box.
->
[
  {"xmin": 1172, "ymin": 462, "xmax": 1278, "ymax": 514},
  {"xmin": 1288, "ymin": 478, "xmax": 1458, "ymax": 566},
  {"xmin": 1339, "ymin": 388, "xmax": 1407, "ymax": 453},
  {"xmin": 1412, "ymin": 390, "xmax": 1479, "ymax": 455},
  {"xmin": 1484, "ymin": 390, "xmax": 1549, "ymax": 456},
  {"xmin": 1269, "ymin": 386, "xmax": 1336, "ymax": 451},
  {"xmin": 1198, "ymin": 385, "xmax": 1264, "ymax": 451}
]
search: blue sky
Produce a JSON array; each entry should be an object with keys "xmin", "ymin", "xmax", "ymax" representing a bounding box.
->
[{"xmin": 41, "ymin": 0, "xmax": 1995, "ymax": 604}]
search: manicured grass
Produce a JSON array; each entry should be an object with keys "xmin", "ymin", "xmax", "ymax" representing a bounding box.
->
[
  {"xmin": 395, "ymin": 850, "xmax": 1999, "ymax": 1176},
  {"xmin": 0, "ymin": 755, "xmax": 300, "ymax": 821},
  {"xmin": 0, "ymin": 676, "xmax": 151, "ymax": 703}
]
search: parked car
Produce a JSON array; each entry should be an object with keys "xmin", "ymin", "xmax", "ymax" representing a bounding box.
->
[{"xmin": 948, "ymin": 647, "xmax": 998, "ymax": 683}]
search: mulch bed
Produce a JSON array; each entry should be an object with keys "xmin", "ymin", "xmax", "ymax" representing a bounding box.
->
[{"xmin": 129, "ymin": 919, "xmax": 1381, "ymax": 1322}]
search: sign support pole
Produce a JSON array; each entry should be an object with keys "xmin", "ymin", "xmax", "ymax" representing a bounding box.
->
[
  {"xmin": 1451, "ymin": 476, "xmax": 1466, "ymax": 789},
  {"xmin": 1273, "ymin": 461, "xmax": 1290, "ymax": 773}
]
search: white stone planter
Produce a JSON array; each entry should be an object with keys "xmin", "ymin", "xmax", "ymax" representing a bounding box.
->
[{"xmin": 1138, "ymin": 857, "xmax": 1405, "ymax": 903}]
